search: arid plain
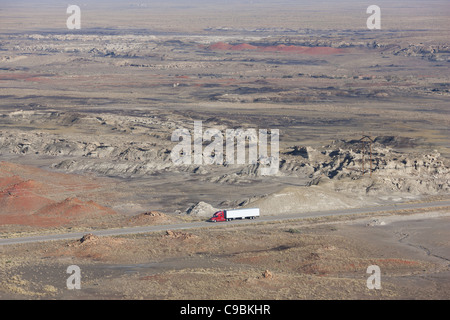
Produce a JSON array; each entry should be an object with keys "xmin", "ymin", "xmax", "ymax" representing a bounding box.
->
[{"xmin": 0, "ymin": 0, "xmax": 449, "ymax": 299}]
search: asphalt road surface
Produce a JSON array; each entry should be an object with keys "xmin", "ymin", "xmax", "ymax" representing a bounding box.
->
[{"xmin": 1, "ymin": 199, "xmax": 449, "ymax": 246}]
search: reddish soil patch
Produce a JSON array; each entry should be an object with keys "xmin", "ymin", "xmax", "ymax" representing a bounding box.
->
[
  {"xmin": 0, "ymin": 161, "xmax": 116, "ymax": 227},
  {"xmin": 0, "ymin": 180, "xmax": 54, "ymax": 215},
  {"xmin": 36, "ymin": 197, "xmax": 115, "ymax": 218},
  {"xmin": 24, "ymin": 76, "xmax": 54, "ymax": 83},
  {"xmin": 230, "ymin": 43, "xmax": 258, "ymax": 51},
  {"xmin": 1, "ymin": 196, "xmax": 115, "ymax": 227},
  {"xmin": 208, "ymin": 42, "xmax": 233, "ymax": 50}
]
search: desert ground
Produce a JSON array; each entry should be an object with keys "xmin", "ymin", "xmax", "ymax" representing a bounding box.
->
[
  {"xmin": 1, "ymin": 210, "xmax": 450, "ymax": 300},
  {"xmin": 0, "ymin": 0, "xmax": 449, "ymax": 300}
]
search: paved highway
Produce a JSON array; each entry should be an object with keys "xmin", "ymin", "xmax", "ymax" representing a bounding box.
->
[{"xmin": 1, "ymin": 199, "xmax": 449, "ymax": 246}]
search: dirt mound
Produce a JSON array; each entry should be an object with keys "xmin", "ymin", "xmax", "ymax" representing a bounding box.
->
[
  {"xmin": 0, "ymin": 161, "xmax": 116, "ymax": 227},
  {"xmin": 67, "ymin": 233, "xmax": 126, "ymax": 249},
  {"xmin": 127, "ymin": 211, "xmax": 176, "ymax": 225},
  {"xmin": 0, "ymin": 176, "xmax": 44, "ymax": 191},
  {"xmin": 262, "ymin": 270, "xmax": 273, "ymax": 279},
  {"xmin": 1, "ymin": 196, "xmax": 115, "ymax": 227},
  {"xmin": 58, "ymin": 233, "xmax": 129, "ymax": 261},
  {"xmin": 185, "ymin": 201, "xmax": 219, "ymax": 217},
  {"xmin": 247, "ymin": 185, "xmax": 366, "ymax": 215},
  {"xmin": 230, "ymin": 43, "xmax": 258, "ymax": 51},
  {"xmin": 0, "ymin": 179, "xmax": 54, "ymax": 216},
  {"xmin": 79, "ymin": 233, "xmax": 99, "ymax": 244},
  {"xmin": 165, "ymin": 230, "xmax": 198, "ymax": 240},
  {"xmin": 0, "ymin": 175, "xmax": 23, "ymax": 189},
  {"xmin": 68, "ymin": 233, "xmax": 126, "ymax": 248},
  {"xmin": 35, "ymin": 197, "xmax": 115, "ymax": 218},
  {"xmin": 208, "ymin": 42, "xmax": 233, "ymax": 50}
]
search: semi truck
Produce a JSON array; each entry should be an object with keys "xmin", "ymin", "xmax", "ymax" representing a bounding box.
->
[{"xmin": 208, "ymin": 208, "xmax": 260, "ymax": 222}]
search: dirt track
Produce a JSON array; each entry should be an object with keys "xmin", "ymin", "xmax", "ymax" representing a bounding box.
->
[
  {"xmin": 1, "ymin": 208, "xmax": 449, "ymax": 299},
  {"xmin": 1, "ymin": 199, "xmax": 450, "ymax": 246}
]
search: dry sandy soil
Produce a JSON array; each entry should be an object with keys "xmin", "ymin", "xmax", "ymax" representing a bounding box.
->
[
  {"xmin": 1, "ymin": 209, "xmax": 449, "ymax": 299},
  {"xmin": 0, "ymin": 0, "xmax": 449, "ymax": 300}
]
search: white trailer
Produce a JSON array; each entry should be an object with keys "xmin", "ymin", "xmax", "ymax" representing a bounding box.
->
[{"xmin": 225, "ymin": 208, "xmax": 260, "ymax": 220}]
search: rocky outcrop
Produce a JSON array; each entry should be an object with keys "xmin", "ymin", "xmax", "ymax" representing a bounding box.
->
[
  {"xmin": 185, "ymin": 201, "xmax": 220, "ymax": 217},
  {"xmin": 1, "ymin": 110, "xmax": 449, "ymax": 216}
]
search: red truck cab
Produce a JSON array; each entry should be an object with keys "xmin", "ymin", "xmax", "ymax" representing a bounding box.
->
[{"xmin": 209, "ymin": 210, "xmax": 226, "ymax": 222}]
